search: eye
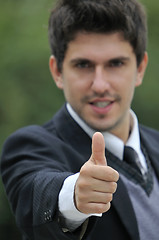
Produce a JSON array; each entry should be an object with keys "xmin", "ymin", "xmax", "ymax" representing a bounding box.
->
[
  {"xmin": 75, "ymin": 60, "xmax": 93, "ymax": 69},
  {"xmin": 109, "ymin": 59, "xmax": 124, "ymax": 67}
]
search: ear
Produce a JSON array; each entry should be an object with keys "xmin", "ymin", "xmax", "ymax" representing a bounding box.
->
[
  {"xmin": 49, "ymin": 55, "xmax": 64, "ymax": 89},
  {"xmin": 135, "ymin": 52, "xmax": 148, "ymax": 87}
]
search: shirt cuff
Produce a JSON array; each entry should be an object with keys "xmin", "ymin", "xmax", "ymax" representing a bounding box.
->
[{"xmin": 58, "ymin": 173, "xmax": 102, "ymax": 231}]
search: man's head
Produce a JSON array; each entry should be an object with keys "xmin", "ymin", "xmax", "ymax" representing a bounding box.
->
[
  {"xmin": 49, "ymin": 0, "xmax": 148, "ymax": 142},
  {"xmin": 48, "ymin": 0, "xmax": 147, "ymax": 72}
]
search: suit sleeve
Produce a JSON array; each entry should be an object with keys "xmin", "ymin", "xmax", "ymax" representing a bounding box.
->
[{"xmin": 0, "ymin": 125, "xmax": 94, "ymax": 240}]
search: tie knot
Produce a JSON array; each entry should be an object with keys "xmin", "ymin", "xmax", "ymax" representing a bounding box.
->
[
  {"xmin": 123, "ymin": 146, "xmax": 141, "ymax": 174},
  {"xmin": 124, "ymin": 146, "xmax": 138, "ymax": 164}
]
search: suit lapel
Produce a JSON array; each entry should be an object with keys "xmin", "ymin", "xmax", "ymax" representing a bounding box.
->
[
  {"xmin": 139, "ymin": 126, "xmax": 159, "ymax": 178},
  {"xmin": 53, "ymin": 104, "xmax": 92, "ymax": 163}
]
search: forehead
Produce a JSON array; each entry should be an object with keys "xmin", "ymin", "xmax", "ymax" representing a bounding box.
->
[{"xmin": 65, "ymin": 32, "xmax": 134, "ymax": 61}]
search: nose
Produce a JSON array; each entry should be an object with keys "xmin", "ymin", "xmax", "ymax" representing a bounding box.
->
[{"xmin": 91, "ymin": 66, "xmax": 110, "ymax": 94}]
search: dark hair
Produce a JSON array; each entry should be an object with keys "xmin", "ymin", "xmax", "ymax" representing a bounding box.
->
[{"xmin": 48, "ymin": 0, "xmax": 147, "ymax": 71}]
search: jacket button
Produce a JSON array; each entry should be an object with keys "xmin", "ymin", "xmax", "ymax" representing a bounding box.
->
[{"xmin": 44, "ymin": 210, "xmax": 52, "ymax": 222}]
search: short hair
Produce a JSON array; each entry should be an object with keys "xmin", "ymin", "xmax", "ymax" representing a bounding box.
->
[{"xmin": 48, "ymin": 0, "xmax": 147, "ymax": 72}]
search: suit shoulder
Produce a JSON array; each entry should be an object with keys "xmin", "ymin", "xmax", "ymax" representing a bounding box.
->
[
  {"xmin": 140, "ymin": 124, "xmax": 159, "ymax": 141},
  {"xmin": 9, "ymin": 124, "xmax": 54, "ymax": 138},
  {"xmin": 140, "ymin": 124, "xmax": 159, "ymax": 135},
  {"xmin": 2, "ymin": 123, "xmax": 58, "ymax": 151}
]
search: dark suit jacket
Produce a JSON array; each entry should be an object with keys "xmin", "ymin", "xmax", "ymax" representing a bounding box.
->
[{"xmin": 1, "ymin": 104, "xmax": 159, "ymax": 240}]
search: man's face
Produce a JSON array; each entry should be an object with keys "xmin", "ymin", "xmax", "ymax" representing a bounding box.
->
[{"xmin": 50, "ymin": 32, "xmax": 147, "ymax": 141}]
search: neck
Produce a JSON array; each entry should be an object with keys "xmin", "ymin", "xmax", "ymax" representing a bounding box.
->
[{"xmin": 109, "ymin": 112, "xmax": 132, "ymax": 144}]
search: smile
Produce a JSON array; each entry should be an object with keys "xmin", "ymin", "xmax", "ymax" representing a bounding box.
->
[{"xmin": 92, "ymin": 101, "xmax": 110, "ymax": 108}]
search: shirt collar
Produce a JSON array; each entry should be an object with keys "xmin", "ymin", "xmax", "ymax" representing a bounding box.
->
[{"xmin": 66, "ymin": 103, "xmax": 141, "ymax": 160}]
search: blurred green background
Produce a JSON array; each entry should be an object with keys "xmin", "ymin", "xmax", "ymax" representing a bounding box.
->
[{"xmin": 0, "ymin": 0, "xmax": 159, "ymax": 239}]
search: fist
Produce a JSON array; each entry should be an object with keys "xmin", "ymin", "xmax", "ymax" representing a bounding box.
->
[{"xmin": 74, "ymin": 132, "xmax": 119, "ymax": 214}]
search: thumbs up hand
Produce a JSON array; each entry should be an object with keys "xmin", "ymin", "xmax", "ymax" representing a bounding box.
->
[{"xmin": 74, "ymin": 132, "xmax": 119, "ymax": 215}]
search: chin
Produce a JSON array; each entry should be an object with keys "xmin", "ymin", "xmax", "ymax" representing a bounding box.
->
[
  {"xmin": 86, "ymin": 122, "xmax": 110, "ymax": 132},
  {"xmin": 88, "ymin": 118, "xmax": 119, "ymax": 132}
]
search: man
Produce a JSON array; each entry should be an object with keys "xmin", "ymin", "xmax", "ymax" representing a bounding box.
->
[{"xmin": 1, "ymin": 0, "xmax": 159, "ymax": 239}]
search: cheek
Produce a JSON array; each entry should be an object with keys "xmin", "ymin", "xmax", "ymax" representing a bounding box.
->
[
  {"xmin": 123, "ymin": 81, "xmax": 136, "ymax": 104},
  {"xmin": 65, "ymin": 75, "xmax": 91, "ymax": 95},
  {"xmin": 62, "ymin": 79, "xmax": 81, "ymax": 103},
  {"xmin": 113, "ymin": 73, "xmax": 136, "ymax": 99}
]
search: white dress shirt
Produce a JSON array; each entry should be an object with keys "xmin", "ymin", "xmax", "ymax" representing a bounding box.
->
[{"xmin": 58, "ymin": 103, "xmax": 147, "ymax": 231}]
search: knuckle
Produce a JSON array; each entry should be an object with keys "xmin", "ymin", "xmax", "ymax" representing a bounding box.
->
[
  {"xmin": 76, "ymin": 175, "xmax": 90, "ymax": 190},
  {"xmin": 105, "ymin": 167, "xmax": 119, "ymax": 182},
  {"xmin": 94, "ymin": 204, "xmax": 105, "ymax": 214},
  {"xmin": 110, "ymin": 182, "xmax": 117, "ymax": 193},
  {"xmin": 105, "ymin": 202, "xmax": 111, "ymax": 212},
  {"xmin": 76, "ymin": 201, "xmax": 84, "ymax": 212},
  {"xmin": 80, "ymin": 163, "xmax": 93, "ymax": 177},
  {"xmin": 114, "ymin": 170, "xmax": 120, "ymax": 181},
  {"xmin": 75, "ymin": 194, "xmax": 89, "ymax": 212},
  {"xmin": 77, "ymin": 179, "xmax": 87, "ymax": 189},
  {"xmin": 95, "ymin": 202, "xmax": 111, "ymax": 214},
  {"xmin": 80, "ymin": 164, "xmax": 88, "ymax": 175},
  {"xmin": 78, "ymin": 192, "xmax": 87, "ymax": 203},
  {"xmin": 105, "ymin": 193, "xmax": 113, "ymax": 202}
]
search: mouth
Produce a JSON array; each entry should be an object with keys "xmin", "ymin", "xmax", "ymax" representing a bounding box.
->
[
  {"xmin": 89, "ymin": 99, "xmax": 114, "ymax": 115},
  {"xmin": 91, "ymin": 101, "xmax": 111, "ymax": 108},
  {"xmin": 90, "ymin": 100, "xmax": 113, "ymax": 108}
]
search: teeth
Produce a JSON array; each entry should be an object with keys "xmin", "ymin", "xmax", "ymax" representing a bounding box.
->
[{"xmin": 94, "ymin": 101, "xmax": 110, "ymax": 108}]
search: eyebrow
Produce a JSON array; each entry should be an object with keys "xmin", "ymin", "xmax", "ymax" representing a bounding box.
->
[
  {"xmin": 70, "ymin": 56, "xmax": 130, "ymax": 65},
  {"xmin": 109, "ymin": 56, "xmax": 130, "ymax": 61},
  {"xmin": 70, "ymin": 58, "xmax": 90, "ymax": 65}
]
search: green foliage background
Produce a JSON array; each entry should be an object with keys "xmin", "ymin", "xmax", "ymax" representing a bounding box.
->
[{"xmin": 0, "ymin": 0, "xmax": 158, "ymax": 238}]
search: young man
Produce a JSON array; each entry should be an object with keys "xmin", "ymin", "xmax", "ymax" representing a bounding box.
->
[{"xmin": 1, "ymin": 0, "xmax": 159, "ymax": 239}]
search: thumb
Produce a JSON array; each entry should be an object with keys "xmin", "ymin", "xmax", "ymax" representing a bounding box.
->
[{"xmin": 91, "ymin": 132, "xmax": 107, "ymax": 166}]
